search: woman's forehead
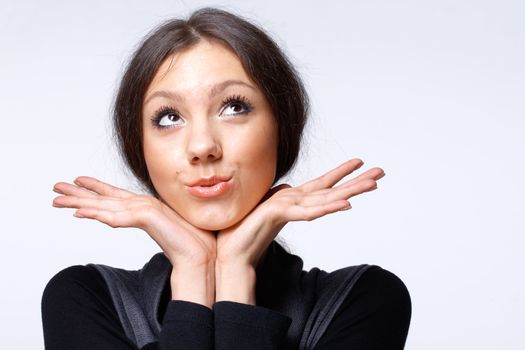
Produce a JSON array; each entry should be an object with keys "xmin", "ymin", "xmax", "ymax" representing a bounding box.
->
[
  {"xmin": 149, "ymin": 40, "xmax": 252, "ymax": 89},
  {"xmin": 143, "ymin": 41, "xmax": 259, "ymax": 107}
]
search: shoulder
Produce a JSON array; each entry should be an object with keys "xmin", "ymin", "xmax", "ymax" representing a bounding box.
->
[
  {"xmin": 342, "ymin": 266, "xmax": 411, "ymax": 343},
  {"xmin": 321, "ymin": 264, "xmax": 411, "ymax": 319},
  {"xmin": 41, "ymin": 265, "xmax": 139, "ymax": 348},
  {"xmin": 315, "ymin": 265, "xmax": 412, "ymax": 348},
  {"xmin": 352, "ymin": 265, "xmax": 412, "ymax": 328},
  {"xmin": 42, "ymin": 265, "xmax": 110, "ymax": 309},
  {"xmin": 43, "ymin": 265, "xmax": 105, "ymax": 293},
  {"xmin": 355, "ymin": 265, "xmax": 411, "ymax": 307},
  {"xmin": 336, "ymin": 265, "xmax": 412, "ymax": 320}
]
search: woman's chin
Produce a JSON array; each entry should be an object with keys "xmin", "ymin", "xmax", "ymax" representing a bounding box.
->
[
  {"xmin": 185, "ymin": 212, "xmax": 242, "ymax": 232},
  {"xmin": 191, "ymin": 219, "xmax": 237, "ymax": 231},
  {"xmin": 184, "ymin": 199, "xmax": 258, "ymax": 230}
]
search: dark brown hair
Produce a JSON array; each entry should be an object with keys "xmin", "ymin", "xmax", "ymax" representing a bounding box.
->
[{"xmin": 113, "ymin": 7, "xmax": 309, "ymax": 197}]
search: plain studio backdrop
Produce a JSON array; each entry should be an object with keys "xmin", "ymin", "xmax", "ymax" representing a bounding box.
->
[{"xmin": 1, "ymin": 0, "xmax": 524, "ymax": 348}]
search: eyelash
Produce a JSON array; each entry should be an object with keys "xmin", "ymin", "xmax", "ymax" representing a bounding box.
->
[{"xmin": 150, "ymin": 94, "xmax": 254, "ymax": 130}]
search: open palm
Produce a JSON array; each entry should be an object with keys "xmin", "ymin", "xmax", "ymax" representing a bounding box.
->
[
  {"xmin": 52, "ymin": 176, "xmax": 217, "ymax": 266},
  {"xmin": 216, "ymin": 159, "xmax": 385, "ymax": 267}
]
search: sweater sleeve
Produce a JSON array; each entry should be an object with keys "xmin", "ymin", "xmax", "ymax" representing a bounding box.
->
[
  {"xmin": 312, "ymin": 265, "xmax": 412, "ymax": 349},
  {"xmin": 213, "ymin": 301, "xmax": 292, "ymax": 349},
  {"xmin": 41, "ymin": 265, "xmax": 214, "ymax": 350},
  {"xmin": 159, "ymin": 300, "xmax": 214, "ymax": 349}
]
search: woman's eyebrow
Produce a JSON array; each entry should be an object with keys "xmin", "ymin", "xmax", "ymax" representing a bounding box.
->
[{"xmin": 144, "ymin": 79, "xmax": 256, "ymax": 105}]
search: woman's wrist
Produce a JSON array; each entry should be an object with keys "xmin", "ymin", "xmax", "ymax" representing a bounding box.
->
[
  {"xmin": 215, "ymin": 261, "xmax": 256, "ymax": 305},
  {"xmin": 170, "ymin": 260, "xmax": 216, "ymax": 309}
]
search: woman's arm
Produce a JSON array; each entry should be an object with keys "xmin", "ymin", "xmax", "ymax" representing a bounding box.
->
[
  {"xmin": 50, "ymin": 177, "xmax": 218, "ymax": 349},
  {"xmin": 164, "ymin": 261, "xmax": 216, "ymax": 348},
  {"xmin": 42, "ymin": 265, "xmax": 217, "ymax": 350},
  {"xmin": 170, "ymin": 259, "xmax": 216, "ymax": 309},
  {"xmin": 210, "ymin": 159, "xmax": 385, "ymax": 349},
  {"xmin": 53, "ymin": 176, "xmax": 218, "ymax": 309},
  {"xmin": 208, "ymin": 266, "xmax": 411, "ymax": 350}
]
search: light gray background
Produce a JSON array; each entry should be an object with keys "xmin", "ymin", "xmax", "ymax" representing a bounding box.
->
[{"xmin": 1, "ymin": 0, "xmax": 524, "ymax": 348}]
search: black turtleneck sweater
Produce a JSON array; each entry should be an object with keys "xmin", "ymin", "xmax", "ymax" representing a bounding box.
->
[{"xmin": 42, "ymin": 260, "xmax": 411, "ymax": 349}]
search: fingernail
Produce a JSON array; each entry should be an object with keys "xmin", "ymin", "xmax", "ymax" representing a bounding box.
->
[
  {"xmin": 339, "ymin": 204, "xmax": 352, "ymax": 211},
  {"xmin": 73, "ymin": 212, "xmax": 84, "ymax": 218}
]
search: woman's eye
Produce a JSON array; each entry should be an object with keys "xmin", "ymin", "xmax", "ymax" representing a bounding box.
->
[
  {"xmin": 151, "ymin": 106, "xmax": 184, "ymax": 129},
  {"xmin": 157, "ymin": 113, "xmax": 184, "ymax": 127},
  {"xmin": 222, "ymin": 101, "xmax": 251, "ymax": 116}
]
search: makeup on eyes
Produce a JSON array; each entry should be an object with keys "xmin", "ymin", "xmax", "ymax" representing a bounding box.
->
[{"xmin": 149, "ymin": 94, "xmax": 254, "ymax": 130}]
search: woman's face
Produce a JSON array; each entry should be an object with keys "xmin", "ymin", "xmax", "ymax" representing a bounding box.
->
[{"xmin": 142, "ymin": 39, "xmax": 278, "ymax": 231}]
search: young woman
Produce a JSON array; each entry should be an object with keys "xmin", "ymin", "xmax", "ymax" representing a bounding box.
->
[{"xmin": 43, "ymin": 7, "xmax": 411, "ymax": 349}]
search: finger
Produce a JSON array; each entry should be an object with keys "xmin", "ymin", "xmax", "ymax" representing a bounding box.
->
[
  {"xmin": 286, "ymin": 200, "xmax": 351, "ymax": 222},
  {"xmin": 332, "ymin": 167, "xmax": 384, "ymax": 189},
  {"xmin": 53, "ymin": 182, "xmax": 99, "ymax": 198},
  {"xmin": 309, "ymin": 167, "xmax": 384, "ymax": 196},
  {"xmin": 73, "ymin": 176, "xmax": 136, "ymax": 199},
  {"xmin": 52, "ymin": 195, "xmax": 123, "ymax": 211},
  {"xmin": 301, "ymin": 179, "xmax": 378, "ymax": 206},
  {"xmin": 318, "ymin": 167, "xmax": 385, "ymax": 193},
  {"xmin": 73, "ymin": 208, "xmax": 136, "ymax": 229},
  {"xmin": 299, "ymin": 159, "xmax": 364, "ymax": 192}
]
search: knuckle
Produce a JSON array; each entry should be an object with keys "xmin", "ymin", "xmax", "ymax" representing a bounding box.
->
[
  {"xmin": 367, "ymin": 179, "xmax": 377, "ymax": 187},
  {"xmin": 303, "ymin": 211, "xmax": 315, "ymax": 221},
  {"xmin": 106, "ymin": 214, "xmax": 120, "ymax": 228}
]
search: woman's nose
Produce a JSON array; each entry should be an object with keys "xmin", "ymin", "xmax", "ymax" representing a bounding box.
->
[{"xmin": 186, "ymin": 122, "xmax": 222, "ymax": 164}]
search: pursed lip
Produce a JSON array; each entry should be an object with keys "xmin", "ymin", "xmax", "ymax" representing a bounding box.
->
[{"xmin": 187, "ymin": 175, "xmax": 232, "ymax": 187}]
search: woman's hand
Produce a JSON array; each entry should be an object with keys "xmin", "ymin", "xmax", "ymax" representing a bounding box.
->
[
  {"xmin": 52, "ymin": 177, "xmax": 218, "ymax": 307},
  {"xmin": 215, "ymin": 158, "xmax": 385, "ymax": 269},
  {"xmin": 51, "ymin": 177, "xmax": 217, "ymax": 267}
]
